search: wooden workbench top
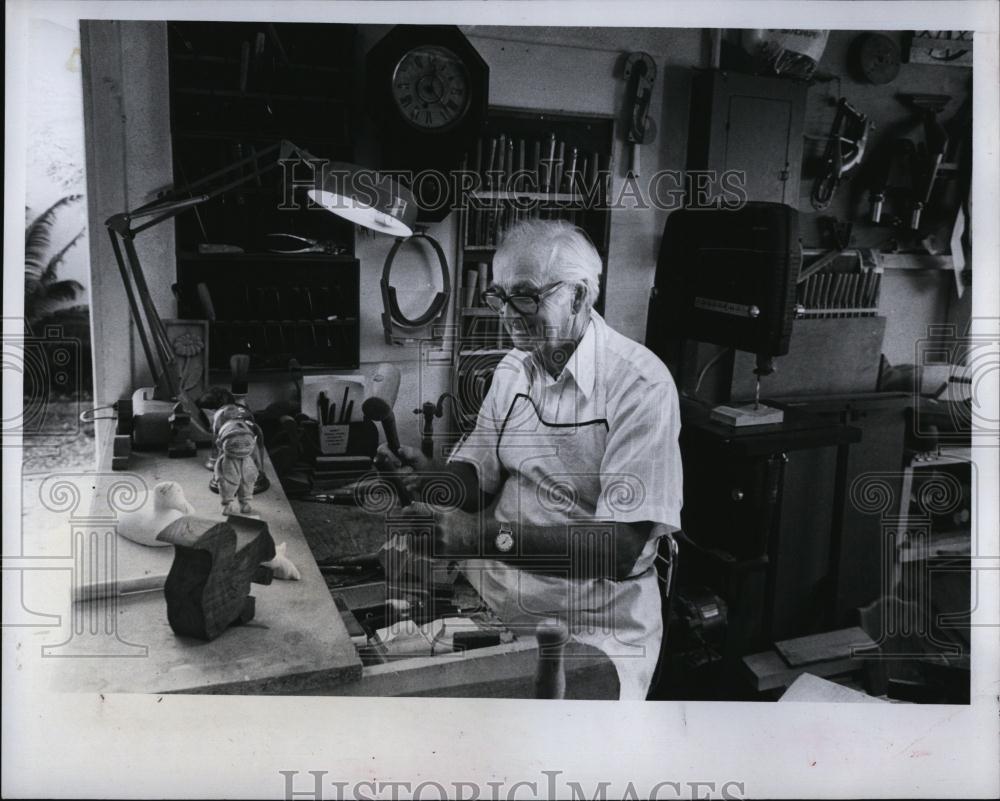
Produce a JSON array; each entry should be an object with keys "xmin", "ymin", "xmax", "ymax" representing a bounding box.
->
[{"xmin": 50, "ymin": 420, "xmax": 362, "ymax": 694}]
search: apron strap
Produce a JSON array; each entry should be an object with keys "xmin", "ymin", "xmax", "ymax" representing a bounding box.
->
[{"xmin": 496, "ymin": 392, "xmax": 609, "ymax": 465}]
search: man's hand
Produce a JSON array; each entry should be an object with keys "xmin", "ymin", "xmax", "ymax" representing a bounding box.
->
[
  {"xmin": 374, "ymin": 444, "xmax": 434, "ymax": 496},
  {"xmin": 394, "ymin": 504, "xmax": 483, "ymax": 558},
  {"xmin": 433, "ymin": 508, "xmax": 483, "ymax": 556}
]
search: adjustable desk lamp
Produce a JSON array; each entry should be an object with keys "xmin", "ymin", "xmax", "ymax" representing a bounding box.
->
[
  {"xmin": 647, "ymin": 202, "xmax": 802, "ymax": 426},
  {"xmin": 106, "ymin": 140, "xmax": 417, "ymax": 440}
]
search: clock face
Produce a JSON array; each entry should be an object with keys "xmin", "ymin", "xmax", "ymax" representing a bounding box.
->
[{"xmin": 391, "ymin": 45, "xmax": 470, "ymax": 131}]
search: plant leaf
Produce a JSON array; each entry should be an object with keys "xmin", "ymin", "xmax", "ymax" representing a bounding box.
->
[
  {"xmin": 27, "ymin": 298, "xmax": 63, "ymax": 326},
  {"xmin": 25, "ymin": 195, "xmax": 82, "ymax": 274},
  {"xmin": 41, "ymin": 228, "xmax": 86, "ymax": 285},
  {"xmin": 40, "ymin": 279, "xmax": 85, "ymax": 303},
  {"xmin": 31, "ymin": 304, "xmax": 91, "ymax": 329}
]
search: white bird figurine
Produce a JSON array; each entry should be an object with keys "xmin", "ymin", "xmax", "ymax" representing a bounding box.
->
[
  {"xmin": 117, "ymin": 481, "xmax": 197, "ymax": 548},
  {"xmin": 262, "ymin": 541, "xmax": 301, "ymax": 581}
]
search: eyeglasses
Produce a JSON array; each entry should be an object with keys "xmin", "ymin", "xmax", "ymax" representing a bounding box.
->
[{"xmin": 481, "ymin": 282, "xmax": 566, "ymax": 316}]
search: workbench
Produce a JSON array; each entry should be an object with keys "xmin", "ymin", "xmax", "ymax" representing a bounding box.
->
[{"xmin": 48, "ymin": 421, "xmax": 616, "ymax": 698}]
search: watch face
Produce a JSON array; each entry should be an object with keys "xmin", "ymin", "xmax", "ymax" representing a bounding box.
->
[
  {"xmin": 391, "ymin": 45, "xmax": 470, "ymax": 131},
  {"xmin": 495, "ymin": 530, "xmax": 515, "ymax": 554}
]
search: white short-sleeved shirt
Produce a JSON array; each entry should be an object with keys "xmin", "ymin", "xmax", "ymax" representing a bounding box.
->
[
  {"xmin": 450, "ymin": 309, "xmax": 682, "ymax": 567},
  {"xmin": 448, "ymin": 310, "xmax": 682, "ymax": 698}
]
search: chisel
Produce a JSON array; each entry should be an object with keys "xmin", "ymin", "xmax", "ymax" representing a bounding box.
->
[
  {"xmin": 533, "ymin": 140, "xmax": 542, "ymax": 192},
  {"xmin": 497, "ymin": 134, "xmax": 506, "ymax": 189},
  {"xmin": 566, "ymin": 147, "xmax": 578, "ymax": 194},
  {"xmin": 545, "ymin": 134, "xmax": 556, "ymax": 193},
  {"xmin": 487, "ymin": 138, "xmax": 498, "ymax": 189}
]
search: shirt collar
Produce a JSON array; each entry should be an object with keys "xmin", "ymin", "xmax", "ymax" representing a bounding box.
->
[{"xmin": 530, "ymin": 309, "xmax": 599, "ymax": 400}]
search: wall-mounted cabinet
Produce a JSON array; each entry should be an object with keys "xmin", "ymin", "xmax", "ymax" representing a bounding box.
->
[
  {"xmin": 167, "ymin": 21, "xmax": 360, "ymax": 371},
  {"xmin": 175, "ymin": 253, "xmax": 359, "ymax": 371},
  {"xmin": 686, "ymin": 70, "xmax": 807, "ymax": 208}
]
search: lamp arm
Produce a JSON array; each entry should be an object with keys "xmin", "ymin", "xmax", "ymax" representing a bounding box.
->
[
  {"xmin": 125, "ymin": 139, "xmax": 320, "ymax": 235},
  {"xmin": 108, "ymin": 228, "xmax": 162, "ymax": 396},
  {"xmin": 119, "ymin": 234, "xmax": 178, "ymax": 391},
  {"xmin": 103, "ymin": 138, "xmax": 325, "ymax": 438}
]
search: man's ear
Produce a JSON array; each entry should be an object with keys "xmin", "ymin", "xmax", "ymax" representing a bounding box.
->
[{"xmin": 572, "ymin": 284, "xmax": 586, "ymax": 314}]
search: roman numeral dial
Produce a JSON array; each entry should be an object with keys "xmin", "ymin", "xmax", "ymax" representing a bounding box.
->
[{"xmin": 391, "ymin": 45, "xmax": 470, "ymax": 131}]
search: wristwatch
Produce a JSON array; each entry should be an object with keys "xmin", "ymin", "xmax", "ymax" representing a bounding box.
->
[{"xmin": 494, "ymin": 521, "xmax": 515, "ymax": 554}]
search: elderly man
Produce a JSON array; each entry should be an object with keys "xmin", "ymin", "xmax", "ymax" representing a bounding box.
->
[{"xmin": 379, "ymin": 219, "xmax": 682, "ymax": 699}]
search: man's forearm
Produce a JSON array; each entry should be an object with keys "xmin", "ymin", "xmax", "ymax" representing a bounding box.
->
[{"xmin": 466, "ymin": 518, "xmax": 650, "ymax": 581}]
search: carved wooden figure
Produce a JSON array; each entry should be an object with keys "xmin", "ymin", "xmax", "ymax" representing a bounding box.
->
[
  {"xmin": 156, "ymin": 514, "xmax": 276, "ymax": 641},
  {"xmin": 118, "ymin": 480, "xmax": 196, "ymax": 548}
]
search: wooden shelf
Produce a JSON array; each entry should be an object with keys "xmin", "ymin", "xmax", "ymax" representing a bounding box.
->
[
  {"xmin": 899, "ymin": 530, "xmax": 970, "ymax": 563},
  {"xmin": 451, "ymin": 107, "xmax": 614, "ymax": 422},
  {"xmin": 178, "ymin": 251, "xmax": 355, "ymax": 263},
  {"xmin": 801, "ymin": 249, "xmax": 958, "ymax": 272},
  {"xmin": 469, "ymin": 190, "xmax": 601, "ymax": 202},
  {"xmin": 172, "ymin": 53, "xmax": 349, "ymax": 74},
  {"xmin": 172, "ymin": 129, "xmax": 346, "ymax": 145},
  {"xmin": 173, "ymin": 86, "xmax": 347, "ymax": 104},
  {"xmin": 908, "ymin": 446, "xmax": 972, "ymax": 467}
]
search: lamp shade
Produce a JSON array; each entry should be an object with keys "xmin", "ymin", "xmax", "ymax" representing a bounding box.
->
[{"xmin": 308, "ymin": 162, "xmax": 418, "ymax": 238}]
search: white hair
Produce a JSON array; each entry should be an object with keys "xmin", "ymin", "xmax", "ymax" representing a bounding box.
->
[{"xmin": 492, "ymin": 219, "xmax": 602, "ymax": 308}]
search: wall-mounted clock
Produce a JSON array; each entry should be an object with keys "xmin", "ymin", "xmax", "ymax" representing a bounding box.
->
[
  {"xmin": 367, "ymin": 25, "xmax": 489, "ymax": 220},
  {"xmin": 391, "ymin": 44, "xmax": 471, "ymax": 132}
]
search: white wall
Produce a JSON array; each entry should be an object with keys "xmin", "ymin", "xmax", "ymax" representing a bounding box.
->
[{"xmin": 81, "ymin": 20, "xmax": 176, "ymax": 407}]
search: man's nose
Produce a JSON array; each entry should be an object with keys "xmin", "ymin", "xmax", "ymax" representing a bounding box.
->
[{"xmin": 502, "ymin": 304, "xmax": 522, "ymax": 323}]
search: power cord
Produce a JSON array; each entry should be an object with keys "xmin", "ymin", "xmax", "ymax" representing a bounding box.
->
[{"xmin": 79, "ymin": 403, "xmax": 117, "ymax": 423}]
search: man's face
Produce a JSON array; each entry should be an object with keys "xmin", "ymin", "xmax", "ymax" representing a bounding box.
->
[{"xmin": 497, "ymin": 270, "xmax": 576, "ymax": 354}]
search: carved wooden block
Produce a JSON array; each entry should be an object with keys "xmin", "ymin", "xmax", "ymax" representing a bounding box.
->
[
  {"xmin": 115, "ymin": 397, "xmax": 134, "ymax": 435},
  {"xmin": 111, "ymin": 434, "xmax": 132, "ymax": 471},
  {"xmin": 157, "ymin": 514, "xmax": 276, "ymax": 641}
]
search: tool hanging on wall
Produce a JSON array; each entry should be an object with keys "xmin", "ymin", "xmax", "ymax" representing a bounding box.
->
[
  {"xmin": 380, "ymin": 229, "xmax": 452, "ymax": 345},
  {"xmin": 810, "ymin": 98, "xmax": 871, "ymax": 211},
  {"xmin": 622, "ymin": 52, "xmax": 657, "ymax": 178},
  {"xmin": 868, "ymin": 94, "xmax": 951, "ymax": 231}
]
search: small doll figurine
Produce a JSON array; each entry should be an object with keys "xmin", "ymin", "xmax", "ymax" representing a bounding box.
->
[
  {"xmin": 207, "ymin": 402, "xmax": 252, "ymax": 472},
  {"xmin": 214, "ymin": 419, "xmax": 260, "ymax": 515}
]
